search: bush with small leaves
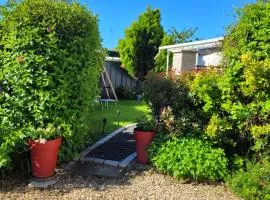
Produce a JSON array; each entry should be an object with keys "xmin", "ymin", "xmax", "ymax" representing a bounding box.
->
[
  {"xmin": 227, "ymin": 159, "xmax": 270, "ymax": 200},
  {"xmin": 149, "ymin": 137, "xmax": 228, "ymax": 181},
  {"xmin": 0, "ymin": 0, "xmax": 104, "ymax": 171}
]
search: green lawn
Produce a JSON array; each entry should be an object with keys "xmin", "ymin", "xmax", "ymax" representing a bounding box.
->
[{"xmin": 88, "ymin": 100, "xmax": 149, "ymax": 139}]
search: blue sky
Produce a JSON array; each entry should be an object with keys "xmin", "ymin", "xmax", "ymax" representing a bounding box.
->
[
  {"xmin": 0, "ymin": 0, "xmax": 256, "ymax": 49},
  {"xmin": 80, "ymin": 0, "xmax": 255, "ymax": 49}
]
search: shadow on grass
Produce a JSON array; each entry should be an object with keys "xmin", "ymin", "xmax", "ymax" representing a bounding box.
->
[{"xmin": 86, "ymin": 100, "xmax": 149, "ymax": 143}]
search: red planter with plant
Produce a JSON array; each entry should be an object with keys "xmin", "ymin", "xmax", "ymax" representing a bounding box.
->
[
  {"xmin": 134, "ymin": 129, "xmax": 155, "ymax": 163},
  {"xmin": 29, "ymin": 138, "xmax": 62, "ymax": 178},
  {"xmin": 28, "ymin": 125, "xmax": 63, "ymax": 179},
  {"xmin": 134, "ymin": 116, "xmax": 156, "ymax": 164}
]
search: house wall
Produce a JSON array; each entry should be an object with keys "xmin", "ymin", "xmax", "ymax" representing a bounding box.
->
[
  {"xmin": 171, "ymin": 48, "xmax": 222, "ymax": 73},
  {"xmin": 172, "ymin": 51, "xmax": 196, "ymax": 73},
  {"xmin": 198, "ymin": 50, "xmax": 222, "ymax": 66},
  {"xmin": 181, "ymin": 51, "xmax": 196, "ymax": 72}
]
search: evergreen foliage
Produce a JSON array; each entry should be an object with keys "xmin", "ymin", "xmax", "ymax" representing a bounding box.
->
[
  {"xmin": 118, "ymin": 7, "xmax": 164, "ymax": 80},
  {"xmin": 0, "ymin": 0, "xmax": 104, "ymax": 170}
]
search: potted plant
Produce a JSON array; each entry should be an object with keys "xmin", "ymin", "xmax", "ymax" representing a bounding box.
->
[
  {"xmin": 27, "ymin": 124, "xmax": 63, "ymax": 179},
  {"xmin": 134, "ymin": 116, "xmax": 156, "ymax": 164}
]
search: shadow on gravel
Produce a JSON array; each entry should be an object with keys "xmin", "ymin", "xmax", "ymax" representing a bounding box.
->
[{"xmin": 0, "ymin": 163, "xmax": 151, "ymax": 194}]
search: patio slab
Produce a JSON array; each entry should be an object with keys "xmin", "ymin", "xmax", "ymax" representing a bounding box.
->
[
  {"xmin": 65, "ymin": 162, "xmax": 123, "ymax": 178},
  {"xmin": 28, "ymin": 179, "xmax": 57, "ymax": 188}
]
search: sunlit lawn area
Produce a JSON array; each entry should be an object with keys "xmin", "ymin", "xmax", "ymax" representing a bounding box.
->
[{"xmin": 89, "ymin": 100, "xmax": 149, "ymax": 138}]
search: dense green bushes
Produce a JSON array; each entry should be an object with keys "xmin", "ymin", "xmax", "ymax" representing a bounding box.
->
[
  {"xmin": 0, "ymin": 0, "xmax": 103, "ymax": 171},
  {"xmin": 144, "ymin": 72, "xmax": 225, "ymax": 180},
  {"xmin": 190, "ymin": 1, "xmax": 270, "ymax": 160},
  {"xmin": 143, "ymin": 72, "xmax": 205, "ymax": 132},
  {"xmin": 115, "ymin": 86, "xmax": 135, "ymax": 100},
  {"xmin": 149, "ymin": 136, "xmax": 228, "ymax": 181},
  {"xmin": 146, "ymin": 62, "xmax": 269, "ymax": 191},
  {"xmin": 143, "ymin": 72, "xmax": 174, "ymax": 117},
  {"xmin": 191, "ymin": 58, "xmax": 270, "ymax": 159},
  {"xmin": 223, "ymin": 1, "xmax": 270, "ymax": 62},
  {"xmin": 227, "ymin": 160, "xmax": 270, "ymax": 200},
  {"xmin": 221, "ymin": 2, "xmax": 270, "ymax": 198},
  {"xmin": 144, "ymin": 1, "xmax": 270, "ymax": 198}
]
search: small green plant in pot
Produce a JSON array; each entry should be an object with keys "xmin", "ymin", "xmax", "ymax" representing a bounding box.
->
[
  {"xmin": 134, "ymin": 115, "xmax": 156, "ymax": 164},
  {"xmin": 27, "ymin": 124, "xmax": 66, "ymax": 179}
]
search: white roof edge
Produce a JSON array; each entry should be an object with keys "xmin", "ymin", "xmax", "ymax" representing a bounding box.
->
[
  {"xmin": 159, "ymin": 37, "xmax": 224, "ymax": 50},
  {"xmin": 105, "ymin": 56, "xmax": 121, "ymax": 62}
]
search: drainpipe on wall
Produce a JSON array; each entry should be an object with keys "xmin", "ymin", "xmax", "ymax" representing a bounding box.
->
[
  {"xmin": 166, "ymin": 50, "xmax": 170, "ymax": 78},
  {"xmin": 195, "ymin": 49, "xmax": 199, "ymax": 67}
]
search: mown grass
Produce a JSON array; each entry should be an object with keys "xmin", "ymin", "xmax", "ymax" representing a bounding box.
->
[{"xmin": 88, "ymin": 100, "xmax": 149, "ymax": 141}]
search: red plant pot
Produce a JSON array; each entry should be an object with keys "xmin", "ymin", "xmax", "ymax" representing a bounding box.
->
[
  {"xmin": 29, "ymin": 137, "xmax": 62, "ymax": 179},
  {"xmin": 134, "ymin": 129, "xmax": 156, "ymax": 164}
]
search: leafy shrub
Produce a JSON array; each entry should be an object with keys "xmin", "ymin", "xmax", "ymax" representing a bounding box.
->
[
  {"xmin": 136, "ymin": 115, "xmax": 156, "ymax": 132},
  {"xmin": 190, "ymin": 69, "xmax": 244, "ymax": 157},
  {"xmin": 187, "ymin": 1, "xmax": 270, "ymax": 161},
  {"xmin": 115, "ymin": 86, "xmax": 135, "ymax": 99},
  {"xmin": 149, "ymin": 137, "xmax": 228, "ymax": 181},
  {"xmin": 220, "ymin": 1, "xmax": 270, "ymax": 158},
  {"xmin": 223, "ymin": 1, "xmax": 270, "ymax": 63},
  {"xmin": 227, "ymin": 159, "xmax": 270, "ymax": 200},
  {"xmin": 168, "ymin": 73, "xmax": 195, "ymax": 118},
  {"xmin": 159, "ymin": 106, "xmax": 175, "ymax": 134},
  {"xmin": 190, "ymin": 56, "xmax": 270, "ymax": 159},
  {"xmin": 190, "ymin": 69, "xmax": 222, "ymax": 114},
  {"xmin": 143, "ymin": 72, "xmax": 174, "ymax": 117},
  {"xmin": 168, "ymin": 73, "xmax": 206, "ymax": 136},
  {"xmin": 25, "ymin": 123, "xmax": 71, "ymax": 141},
  {"xmin": 0, "ymin": 0, "xmax": 103, "ymax": 170},
  {"xmin": 146, "ymin": 1, "xmax": 270, "ymax": 186},
  {"xmin": 143, "ymin": 72, "xmax": 205, "ymax": 136}
]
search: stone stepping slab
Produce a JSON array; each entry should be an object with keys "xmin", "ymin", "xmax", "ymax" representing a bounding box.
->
[
  {"xmin": 64, "ymin": 162, "xmax": 124, "ymax": 178},
  {"xmin": 75, "ymin": 124, "xmax": 137, "ymax": 169}
]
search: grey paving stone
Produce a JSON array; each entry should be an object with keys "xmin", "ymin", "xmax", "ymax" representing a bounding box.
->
[
  {"xmin": 119, "ymin": 152, "xmax": 137, "ymax": 168},
  {"xmin": 80, "ymin": 157, "xmax": 95, "ymax": 162},
  {"xmin": 93, "ymin": 158, "xmax": 105, "ymax": 164},
  {"xmin": 104, "ymin": 160, "xmax": 119, "ymax": 167},
  {"xmin": 28, "ymin": 180, "xmax": 57, "ymax": 188},
  {"xmin": 65, "ymin": 162, "xmax": 123, "ymax": 178}
]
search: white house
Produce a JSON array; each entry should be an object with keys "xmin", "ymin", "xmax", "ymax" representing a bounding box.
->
[{"xmin": 157, "ymin": 37, "xmax": 224, "ymax": 74}]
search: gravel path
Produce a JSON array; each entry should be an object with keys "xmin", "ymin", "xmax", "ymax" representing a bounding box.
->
[{"xmin": 0, "ymin": 164, "xmax": 238, "ymax": 200}]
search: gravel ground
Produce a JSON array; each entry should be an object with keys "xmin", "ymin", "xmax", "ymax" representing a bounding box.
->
[{"xmin": 0, "ymin": 164, "xmax": 238, "ymax": 200}]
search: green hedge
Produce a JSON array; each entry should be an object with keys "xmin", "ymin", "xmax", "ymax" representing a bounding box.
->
[{"xmin": 0, "ymin": 0, "xmax": 104, "ymax": 170}]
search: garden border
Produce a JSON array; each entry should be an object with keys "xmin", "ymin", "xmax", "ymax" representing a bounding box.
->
[{"xmin": 75, "ymin": 123, "xmax": 137, "ymax": 168}]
